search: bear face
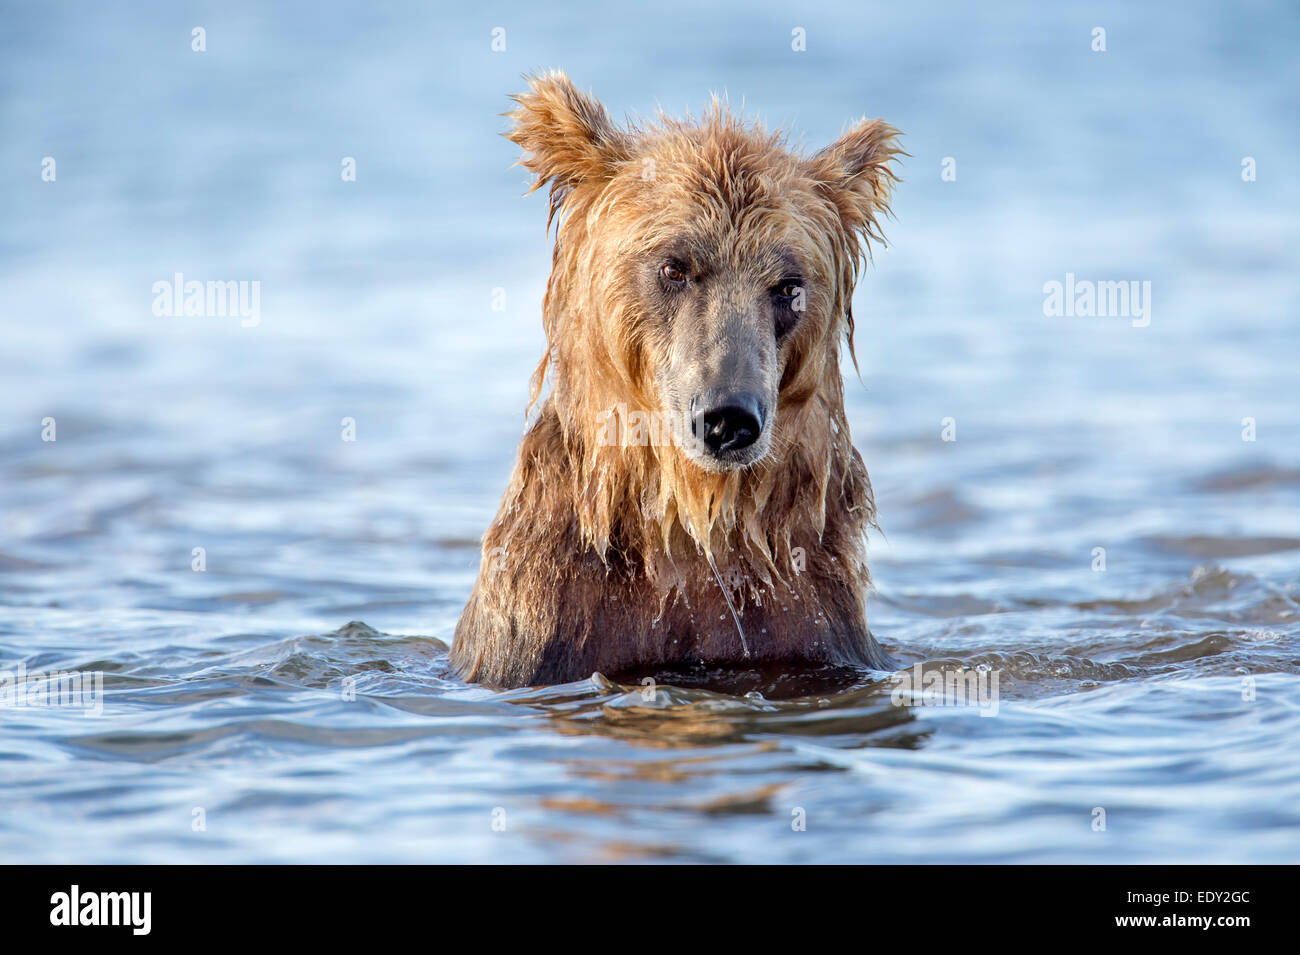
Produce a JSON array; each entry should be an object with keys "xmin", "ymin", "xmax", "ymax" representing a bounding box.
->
[
  {"xmin": 610, "ymin": 152, "xmax": 829, "ymax": 474},
  {"xmin": 507, "ymin": 72, "xmax": 899, "ymax": 505}
]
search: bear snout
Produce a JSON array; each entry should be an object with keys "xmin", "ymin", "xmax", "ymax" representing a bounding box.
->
[{"xmin": 691, "ymin": 391, "xmax": 767, "ymax": 462}]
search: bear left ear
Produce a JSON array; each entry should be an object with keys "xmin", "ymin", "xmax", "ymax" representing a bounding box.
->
[
  {"xmin": 806, "ymin": 118, "xmax": 903, "ymax": 244},
  {"xmin": 506, "ymin": 71, "xmax": 627, "ymax": 218}
]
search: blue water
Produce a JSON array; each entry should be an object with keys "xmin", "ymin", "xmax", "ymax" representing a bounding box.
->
[{"xmin": 1, "ymin": 0, "xmax": 1298, "ymax": 862}]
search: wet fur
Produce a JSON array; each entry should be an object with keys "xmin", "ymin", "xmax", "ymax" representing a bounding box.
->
[{"xmin": 452, "ymin": 72, "xmax": 902, "ymax": 687}]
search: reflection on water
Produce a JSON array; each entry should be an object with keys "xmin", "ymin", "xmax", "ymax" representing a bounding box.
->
[{"xmin": 2, "ymin": 0, "xmax": 1299, "ymax": 862}]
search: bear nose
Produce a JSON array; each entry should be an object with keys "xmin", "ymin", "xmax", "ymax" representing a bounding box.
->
[{"xmin": 695, "ymin": 394, "xmax": 765, "ymax": 454}]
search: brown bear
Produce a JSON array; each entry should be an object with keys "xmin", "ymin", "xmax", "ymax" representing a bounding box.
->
[{"xmin": 451, "ymin": 72, "xmax": 902, "ymax": 688}]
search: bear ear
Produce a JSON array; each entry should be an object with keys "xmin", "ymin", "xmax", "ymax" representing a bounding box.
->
[
  {"xmin": 506, "ymin": 71, "xmax": 627, "ymax": 215},
  {"xmin": 806, "ymin": 118, "xmax": 903, "ymax": 244}
]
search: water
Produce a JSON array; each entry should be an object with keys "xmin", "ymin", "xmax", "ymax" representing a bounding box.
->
[{"xmin": 2, "ymin": 0, "xmax": 1299, "ymax": 863}]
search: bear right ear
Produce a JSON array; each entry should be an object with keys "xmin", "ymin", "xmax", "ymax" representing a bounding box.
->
[
  {"xmin": 506, "ymin": 71, "xmax": 627, "ymax": 218},
  {"xmin": 805, "ymin": 117, "xmax": 903, "ymax": 246}
]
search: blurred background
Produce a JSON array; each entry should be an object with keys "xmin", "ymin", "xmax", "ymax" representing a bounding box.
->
[{"xmin": 1, "ymin": 0, "xmax": 1297, "ymax": 863}]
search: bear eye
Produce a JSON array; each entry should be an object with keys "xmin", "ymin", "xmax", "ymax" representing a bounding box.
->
[
  {"xmin": 660, "ymin": 262, "xmax": 687, "ymax": 285},
  {"xmin": 773, "ymin": 279, "xmax": 804, "ymax": 303},
  {"xmin": 773, "ymin": 279, "xmax": 804, "ymax": 340}
]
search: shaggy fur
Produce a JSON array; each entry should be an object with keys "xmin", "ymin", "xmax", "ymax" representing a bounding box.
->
[{"xmin": 451, "ymin": 72, "xmax": 902, "ymax": 687}]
